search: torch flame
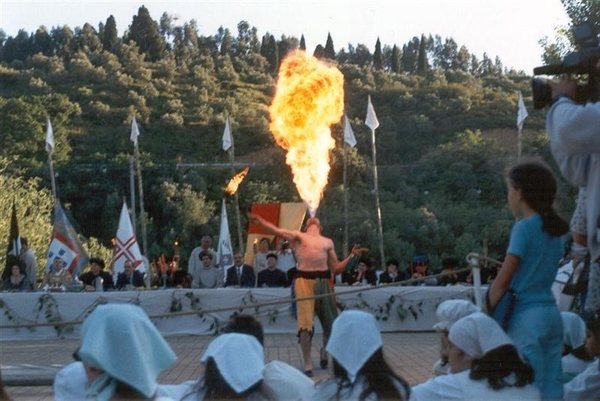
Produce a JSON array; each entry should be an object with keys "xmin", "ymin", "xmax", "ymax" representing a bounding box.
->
[
  {"xmin": 268, "ymin": 50, "xmax": 344, "ymax": 217},
  {"xmin": 225, "ymin": 167, "xmax": 249, "ymax": 195}
]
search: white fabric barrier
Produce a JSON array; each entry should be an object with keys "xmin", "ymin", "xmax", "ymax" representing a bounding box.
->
[{"xmin": 0, "ymin": 285, "xmax": 475, "ymax": 341}]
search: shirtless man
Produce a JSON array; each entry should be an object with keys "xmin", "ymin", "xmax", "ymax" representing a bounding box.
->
[{"xmin": 248, "ymin": 213, "xmax": 361, "ymax": 376}]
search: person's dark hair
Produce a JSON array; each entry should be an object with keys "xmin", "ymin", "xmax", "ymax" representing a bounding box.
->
[
  {"xmin": 266, "ymin": 252, "xmax": 278, "ymax": 260},
  {"xmin": 469, "ymin": 344, "xmax": 535, "ymax": 390},
  {"xmin": 358, "ymin": 257, "xmax": 372, "ymax": 268},
  {"xmin": 7, "ymin": 255, "xmax": 24, "ymax": 275},
  {"xmin": 565, "ymin": 344, "xmax": 595, "ymax": 361},
  {"xmin": 332, "ymin": 348, "xmax": 410, "ymax": 400},
  {"xmin": 507, "ymin": 160, "xmax": 569, "ymax": 237},
  {"xmin": 89, "ymin": 257, "xmax": 105, "ymax": 270},
  {"xmin": 199, "ymin": 251, "xmax": 213, "ymax": 260},
  {"xmin": 386, "ymin": 258, "xmax": 399, "ymax": 268},
  {"xmin": 441, "ymin": 257, "xmax": 459, "ymax": 269},
  {"xmin": 223, "ymin": 315, "xmax": 265, "ymax": 345},
  {"xmin": 587, "ymin": 317, "xmax": 600, "ymax": 348},
  {"xmin": 203, "ymin": 357, "xmax": 263, "ymax": 400},
  {"xmin": 20, "ymin": 237, "xmax": 28, "ymax": 247}
]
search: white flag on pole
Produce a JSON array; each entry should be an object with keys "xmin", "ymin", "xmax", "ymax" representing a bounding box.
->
[
  {"xmin": 217, "ymin": 199, "xmax": 234, "ymax": 270},
  {"xmin": 222, "ymin": 115, "xmax": 233, "ymax": 151},
  {"xmin": 45, "ymin": 117, "xmax": 55, "ymax": 155},
  {"xmin": 113, "ymin": 202, "xmax": 145, "ymax": 274},
  {"xmin": 517, "ymin": 91, "xmax": 529, "ymax": 128},
  {"xmin": 365, "ymin": 95, "xmax": 380, "ymax": 130},
  {"xmin": 130, "ymin": 115, "xmax": 140, "ymax": 146},
  {"xmin": 343, "ymin": 114, "xmax": 357, "ymax": 147}
]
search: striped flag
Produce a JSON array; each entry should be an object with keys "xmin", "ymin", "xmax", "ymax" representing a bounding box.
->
[
  {"xmin": 45, "ymin": 203, "xmax": 89, "ymax": 276},
  {"xmin": 112, "ymin": 202, "xmax": 145, "ymax": 274}
]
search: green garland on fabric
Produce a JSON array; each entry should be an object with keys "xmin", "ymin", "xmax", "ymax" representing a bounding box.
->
[
  {"xmin": 35, "ymin": 294, "xmax": 72, "ymax": 337},
  {"xmin": 0, "ymin": 298, "xmax": 35, "ymax": 333}
]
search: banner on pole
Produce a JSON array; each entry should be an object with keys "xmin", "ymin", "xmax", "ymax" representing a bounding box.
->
[
  {"xmin": 112, "ymin": 202, "xmax": 145, "ymax": 274},
  {"xmin": 45, "ymin": 203, "xmax": 89, "ymax": 276}
]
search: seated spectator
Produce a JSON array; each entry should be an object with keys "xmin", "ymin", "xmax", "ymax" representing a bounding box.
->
[
  {"xmin": 2, "ymin": 256, "xmax": 30, "ymax": 292},
  {"xmin": 564, "ymin": 317, "xmax": 600, "ymax": 399},
  {"xmin": 431, "ymin": 299, "xmax": 480, "ymax": 376},
  {"xmin": 223, "ymin": 314, "xmax": 315, "ymax": 400},
  {"xmin": 41, "ymin": 256, "xmax": 72, "ymax": 291},
  {"xmin": 192, "ymin": 251, "xmax": 224, "ymax": 288},
  {"xmin": 179, "ymin": 333, "xmax": 272, "ymax": 399},
  {"xmin": 410, "ymin": 255, "xmax": 437, "ymax": 286},
  {"xmin": 257, "ymin": 253, "xmax": 287, "ymax": 288},
  {"xmin": 314, "ymin": 310, "xmax": 410, "ymax": 399},
  {"xmin": 78, "ymin": 257, "xmax": 114, "ymax": 292},
  {"xmin": 225, "ymin": 252, "xmax": 255, "ymax": 288},
  {"xmin": 115, "ymin": 260, "xmax": 145, "ymax": 290},
  {"xmin": 342, "ymin": 257, "xmax": 377, "ymax": 286},
  {"xmin": 253, "ymin": 237, "xmax": 272, "ymax": 274},
  {"xmin": 411, "ymin": 313, "xmax": 540, "ymax": 400},
  {"xmin": 379, "ymin": 258, "xmax": 406, "ymax": 285},
  {"xmin": 75, "ymin": 304, "xmax": 176, "ymax": 399},
  {"xmin": 437, "ymin": 257, "xmax": 461, "ymax": 286},
  {"xmin": 561, "ymin": 311, "xmax": 594, "ymax": 383}
]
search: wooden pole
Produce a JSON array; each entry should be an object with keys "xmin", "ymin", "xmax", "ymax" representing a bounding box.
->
[
  {"xmin": 47, "ymin": 155, "xmax": 57, "ymax": 202},
  {"xmin": 133, "ymin": 142, "xmax": 148, "ymax": 257},
  {"xmin": 370, "ymin": 128, "xmax": 386, "ymax": 270},
  {"xmin": 129, "ymin": 156, "xmax": 137, "ymax": 234}
]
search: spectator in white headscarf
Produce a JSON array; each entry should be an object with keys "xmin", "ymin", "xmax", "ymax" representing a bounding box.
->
[
  {"xmin": 410, "ymin": 313, "xmax": 540, "ymax": 400},
  {"xmin": 313, "ymin": 310, "xmax": 410, "ymax": 400},
  {"xmin": 431, "ymin": 299, "xmax": 480, "ymax": 376},
  {"xmin": 75, "ymin": 304, "xmax": 177, "ymax": 400},
  {"xmin": 179, "ymin": 333, "xmax": 274, "ymax": 400},
  {"xmin": 564, "ymin": 316, "xmax": 600, "ymax": 400},
  {"xmin": 561, "ymin": 312, "xmax": 594, "ymax": 383}
]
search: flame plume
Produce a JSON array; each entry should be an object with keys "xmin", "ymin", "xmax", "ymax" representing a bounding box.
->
[
  {"xmin": 268, "ymin": 50, "xmax": 344, "ymax": 217},
  {"xmin": 225, "ymin": 167, "xmax": 249, "ymax": 196}
]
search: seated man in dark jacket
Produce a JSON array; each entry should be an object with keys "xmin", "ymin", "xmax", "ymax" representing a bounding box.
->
[
  {"xmin": 257, "ymin": 253, "xmax": 287, "ymax": 288},
  {"xmin": 225, "ymin": 252, "xmax": 255, "ymax": 288},
  {"xmin": 79, "ymin": 257, "xmax": 114, "ymax": 291},
  {"xmin": 115, "ymin": 260, "xmax": 146, "ymax": 290}
]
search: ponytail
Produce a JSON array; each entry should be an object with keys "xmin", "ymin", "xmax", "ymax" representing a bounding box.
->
[{"xmin": 539, "ymin": 207, "xmax": 569, "ymax": 238}]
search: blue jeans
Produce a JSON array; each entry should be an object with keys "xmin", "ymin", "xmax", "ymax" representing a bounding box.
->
[{"xmin": 508, "ymin": 302, "xmax": 563, "ymax": 400}]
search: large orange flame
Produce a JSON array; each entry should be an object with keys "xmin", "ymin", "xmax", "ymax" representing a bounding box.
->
[
  {"xmin": 225, "ymin": 167, "xmax": 249, "ymax": 195},
  {"xmin": 268, "ymin": 50, "xmax": 344, "ymax": 217}
]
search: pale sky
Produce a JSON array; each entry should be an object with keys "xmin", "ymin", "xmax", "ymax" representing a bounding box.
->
[{"xmin": 0, "ymin": 0, "xmax": 570, "ymax": 74}]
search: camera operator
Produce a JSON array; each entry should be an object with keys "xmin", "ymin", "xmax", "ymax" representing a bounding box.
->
[{"xmin": 546, "ymin": 67, "xmax": 600, "ymax": 314}]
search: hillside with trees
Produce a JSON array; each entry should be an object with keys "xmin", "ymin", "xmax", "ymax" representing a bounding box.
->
[{"xmin": 0, "ymin": 3, "xmax": 582, "ymax": 276}]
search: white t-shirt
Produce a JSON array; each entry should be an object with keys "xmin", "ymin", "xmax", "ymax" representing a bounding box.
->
[
  {"xmin": 410, "ymin": 370, "xmax": 541, "ymax": 401},
  {"xmin": 564, "ymin": 359, "xmax": 600, "ymax": 400}
]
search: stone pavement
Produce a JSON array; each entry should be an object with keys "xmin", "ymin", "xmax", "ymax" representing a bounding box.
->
[{"xmin": 1, "ymin": 331, "xmax": 439, "ymax": 400}]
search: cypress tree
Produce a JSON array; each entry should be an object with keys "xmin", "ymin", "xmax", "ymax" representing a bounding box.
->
[
  {"xmin": 373, "ymin": 37, "xmax": 383, "ymax": 70},
  {"xmin": 417, "ymin": 34, "xmax": 429, "ymax": 74},
  {"xmin": 102, "ymin": 15, "xmax": 118, "ymax": 52},
  {"xmin": 324, "ymin": 33, "xmax": 335, "ymax": 59},
  {"xmin": 128, "ymin": 5, "xmax": 166, "ymax": 61},
  {"xmin": 299, "ymin": 34, "xmax": 306, "ymax": 51},
  {"xmin": 391, "ymin": 44, "xmax": 400, "ymax": 73}
]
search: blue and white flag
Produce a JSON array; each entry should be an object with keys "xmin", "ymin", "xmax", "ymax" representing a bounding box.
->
[
  {"xmin": 217, "ymin": 199, "xmax": 234, "ymax": 270},
  {"xmin": 45, "ymin": 203, "xmax": 89, "ymax": 276}
]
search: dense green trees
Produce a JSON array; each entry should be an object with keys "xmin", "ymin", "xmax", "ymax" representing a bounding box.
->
[{"xmin": 0, "ymin": 5, "xmax": 576, "ymax": 272}]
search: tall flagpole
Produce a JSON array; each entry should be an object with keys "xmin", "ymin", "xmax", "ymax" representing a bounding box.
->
[
  {"xmin": 342, "ymin": 113, "xmax": 357, "ymax": 258},
  {"xmin": 223, "ymin": 114, "xmax": 244, "ymax": 254},
  {"xmin": 365, "ymin": 96, "xmax": 386, "ymax": 270},
  {"xmin": 130, "ymin": 115, "xmax": 148, "ymax": 257},
  {"xmin": 129, "ymin": 156, "xmax": 137, "ymax": 234},
  {"xmin": 45, "ymin": 117, "xmax": 57, "ymax": 202}
]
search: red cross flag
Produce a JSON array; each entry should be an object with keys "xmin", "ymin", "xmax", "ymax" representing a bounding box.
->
[{"xmin": 112, "ymin": 202, "xmax": 145, "ymax": 274}]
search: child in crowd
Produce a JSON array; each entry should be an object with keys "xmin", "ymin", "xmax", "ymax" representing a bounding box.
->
[{"xmin": 486, "ymin": 160, "xmax": 569, "ymax": 399}]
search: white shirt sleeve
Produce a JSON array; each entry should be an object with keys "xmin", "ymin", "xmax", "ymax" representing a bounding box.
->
[
  {"xmin": 564, "ymin": 360, "xmax": 600, "ymax": 401},
  {"xmin": 410, "ymin": 373, "xmax": 463, "ymax": 401}
]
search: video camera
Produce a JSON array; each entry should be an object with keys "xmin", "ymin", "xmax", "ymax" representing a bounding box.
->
[{"xmin": 532, "ymin": 23, "xmax": 600, "ymax": 109}]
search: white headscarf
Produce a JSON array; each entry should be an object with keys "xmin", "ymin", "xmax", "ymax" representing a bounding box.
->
[
  {"xmin": 561, "ymin": 311, "xmax": 587, "ymax": 348},
  {"xmin": 448, "ymin": 312, "xmax": 514, "ymax": 358},
  {"xmin": 326, "ymin": 310, "xmax": 383, "ymax": 383},
  {"xmin": 78, "ymin": 304, "xmax": 177, "ymax": 400},
  {"xmin": 201, "ymin": 333, "xmax": 265, "ymax": 394},
  {"xmin": 433, "ymin": 299, "xmax": 480, "ymax": 331}
]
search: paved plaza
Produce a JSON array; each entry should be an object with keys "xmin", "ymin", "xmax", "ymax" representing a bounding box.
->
[{"xmin": 1, "ymin": 331, "xmax": 439, "ymax": 400}]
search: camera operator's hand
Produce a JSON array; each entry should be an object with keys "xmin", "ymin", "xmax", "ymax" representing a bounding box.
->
[{"xmin": 549, "ymin": 76, "xmax": 577, "ymax": 101}]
